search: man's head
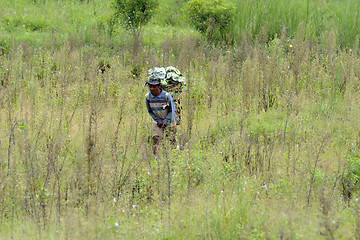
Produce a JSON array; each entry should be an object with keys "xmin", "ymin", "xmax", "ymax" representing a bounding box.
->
[{"xmin": 148, "ymin": 75, "xmax": 162, "ymax": 96}]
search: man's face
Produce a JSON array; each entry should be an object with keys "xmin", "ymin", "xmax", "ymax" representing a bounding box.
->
[{"xmin": 149, "ymin": 84, "xmax": 161, "ymax": 96}]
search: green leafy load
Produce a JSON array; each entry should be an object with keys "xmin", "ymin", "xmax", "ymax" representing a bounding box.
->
[{"xmin": 148, "ymin": 66, "xmax": 186, "ymax": 87}]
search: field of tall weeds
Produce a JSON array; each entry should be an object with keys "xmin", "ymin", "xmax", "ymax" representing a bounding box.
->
[{"xmin": 2, "ymin": 0, "xmax": 360, "ymax": 239}]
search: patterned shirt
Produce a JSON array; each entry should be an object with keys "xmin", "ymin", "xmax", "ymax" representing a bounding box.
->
[{"xmin": 145, "ymin": 90, "xmax": 177, "ymax": 127}]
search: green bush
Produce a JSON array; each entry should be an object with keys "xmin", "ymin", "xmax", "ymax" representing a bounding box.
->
[
  {"xmin": 112, "ymin": 0, "xmax": 158, "ymax": 34},
  {"xmin": 184, "ymin": 0, "xmax": 235, "ymax": 44}
]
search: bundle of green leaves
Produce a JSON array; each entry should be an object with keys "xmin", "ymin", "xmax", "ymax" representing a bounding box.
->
[{"xmin": 148, "ymin": 66, "xmax": 186, "ymax": 87}]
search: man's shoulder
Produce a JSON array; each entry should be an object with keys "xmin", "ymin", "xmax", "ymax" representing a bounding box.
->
[
  {"xmin": 161, "ymin": 91, "xmax": 171, "ymax": 101},
  {"xmin": 145, "ymin": 92, "xmax": 150, "ymax": 100}
]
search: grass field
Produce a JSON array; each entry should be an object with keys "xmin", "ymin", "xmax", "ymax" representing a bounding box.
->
[{"xmin": 1, "ymin": 0, "xmax": 360, "ymax": 239}]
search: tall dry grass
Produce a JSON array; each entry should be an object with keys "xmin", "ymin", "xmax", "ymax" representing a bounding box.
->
[{"xmin": 1, "ymin": 26, "xmax": 360, "ymax": 239}]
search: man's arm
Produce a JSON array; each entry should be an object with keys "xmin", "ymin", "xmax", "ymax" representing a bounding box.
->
[{"xmin": 163, "ymin": 94, "xmax": 176, "ymax": 126}]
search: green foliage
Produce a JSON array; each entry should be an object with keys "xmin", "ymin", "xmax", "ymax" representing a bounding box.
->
[
  {"xmin": 184, "ymin": 0, "xmax": 235, "ymax": 43},
  {"xmin": 341, "ymin": 149, "xmax": 360, "ymax": 201},
  {"xmin": 328, "ymin": 0, "xmax": 360, "ymax": 48},
  {"xmin": 152, "ymin": 0, "xmax": 188, "ymax": 26},
  {"xmin": 1, "ymin": 16, "xmax": 49, "ymax": 32},
  {"xmin": 0, "ymin": 39, "xmax": 10, "ymax": 55},
  {"xmin": 246, "ymin": 110, "xmax": 285, "ymax": 142},
  {"xmin": 93, "ymin": 13, "xmax": 118, "ymax": 38},
  {"xmin": 112, "ymin": 0, "xmax": 158, "ymax": 33}
]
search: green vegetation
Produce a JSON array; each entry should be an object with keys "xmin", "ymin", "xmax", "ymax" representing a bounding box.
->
[
  {"xmin": 184, "ymin": 0, "xmax": 236, "ymax": 44},
  {"xmin": 1, "ymin": 0, "xmax": 360, "ymax": 239},
  {"xmin": 112, "ymin": 0, "xmax": 158, "ymax": 36}
]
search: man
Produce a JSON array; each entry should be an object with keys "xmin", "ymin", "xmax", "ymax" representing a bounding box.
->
[{"xmin": 145, "ymin": 75, "xmax": 177, "ymax": 155}]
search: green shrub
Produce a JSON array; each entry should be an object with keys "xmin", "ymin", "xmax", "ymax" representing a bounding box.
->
[
  {"xmin": 184, "ymin": 0, "xmax": 235, "ymax": 44},
  {"xmin": 112, "ymin": 0, "xmax": 158, "ymax": 33}
]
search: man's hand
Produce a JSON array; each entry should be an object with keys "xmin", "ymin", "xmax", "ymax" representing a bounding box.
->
[{"xmin": 157, "ymin": 121, "xmax": 166, "ymax": 128}]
